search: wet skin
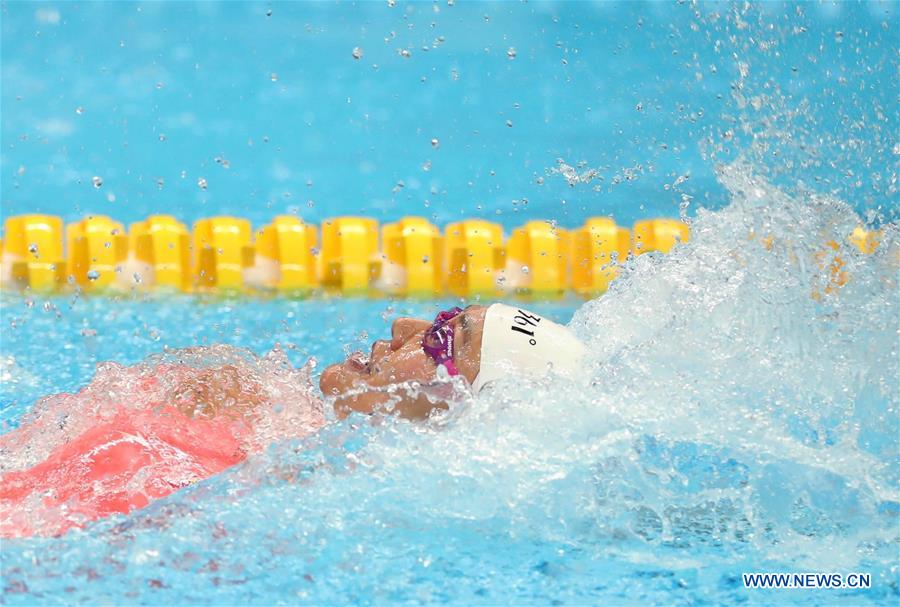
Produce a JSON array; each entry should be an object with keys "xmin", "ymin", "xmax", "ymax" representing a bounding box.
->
[
  {"xmin": 319, "ymin": 305, "xmax": 487, "ymax": 419},
  {"xmin": 167, "ymin": 365, "xmax": 267, "ymax": 419}
]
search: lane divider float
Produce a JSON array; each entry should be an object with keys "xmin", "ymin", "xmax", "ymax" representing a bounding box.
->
[{"xmin": 0, "ymin": 214, "xmax": 881, "ymax": 298}]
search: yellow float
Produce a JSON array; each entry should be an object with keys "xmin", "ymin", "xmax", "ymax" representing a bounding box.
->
[{"xmin": 3, "ymin": 212, "xmax": 881, "ymax": 298}]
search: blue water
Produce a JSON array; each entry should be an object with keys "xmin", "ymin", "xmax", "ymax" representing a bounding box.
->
[
  {"xmin": 2, "ymin": 2, "xmax": 898, "ymax": 606},
  {"xmin": 1, "ymin": 1, "xmax": 896, "ymax": 228}
]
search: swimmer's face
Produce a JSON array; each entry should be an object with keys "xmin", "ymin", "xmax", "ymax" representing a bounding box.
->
[{"xmin": 319, "ymin": 305, "xmax": 487, "ymax": 419}]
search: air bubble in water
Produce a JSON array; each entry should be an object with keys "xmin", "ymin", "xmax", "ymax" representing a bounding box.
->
[
  {"xmin": 197, "ymin": 177, "xmax": 208, "ymax": 190},
  {"xmin": 521, "ymin": 265, "xmax": 530, "ymax": 274},
  {"xmin": 28, "ymin": 243, "xmax": 38, "ymax": 255},
  {"xmin": 506, "ymin": 120, "xmax": 513, "ymax": 127},
  {"xmin": 679, "ymin": 194, "xmax": 692, "ymax": 219},
  {"xmin": 86, "ymin": 270, "xmax": 100, "ymax": 281},
  {"xmin": 431, "ymin": 138, "xmax": 439, "ymax": 148},
  {"xmin": 507, "ymin": 47, "xmax": 517, "ymax": 59},
  {"xmin": 92, "ymin": 176, "xmax": 103, "ymax": 188},
  {"xmin": 352, "ymin": 47, "xmax": 363, "ymax": 60},
  {"xmin": 270, "ymin": 73, "xmax": 278, "ymax": 82},
  {"xmin": 422, "ymin": 255, "xmax": 429, "ymax": 264},
  {"xmin": 75, "ymin": 106, "xmax": 84, "ymax": 115}
]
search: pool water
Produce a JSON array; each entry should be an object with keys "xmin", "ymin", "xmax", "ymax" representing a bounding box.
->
[{"xmin": 2, "ymin": 2, "xmax": 898, "ymax": 606}]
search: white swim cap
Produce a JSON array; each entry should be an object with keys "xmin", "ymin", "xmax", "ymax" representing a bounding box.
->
[{"xmin": 473, "ymin": 303, "xmax": 587, "ymax": 392}]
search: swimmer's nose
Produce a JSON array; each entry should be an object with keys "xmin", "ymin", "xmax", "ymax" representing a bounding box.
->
[{"xmin": 390, "ymin": 317, "xmax": 431, "ymax": 350}]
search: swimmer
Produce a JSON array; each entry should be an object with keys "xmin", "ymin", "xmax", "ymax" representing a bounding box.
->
[
  {"xmin": 321, "ymin": 303, "xmax": 586, "ymax": 418},
  {"xmin": 1, "ymin": 303, "xmax": 584, "ymax": 537}
]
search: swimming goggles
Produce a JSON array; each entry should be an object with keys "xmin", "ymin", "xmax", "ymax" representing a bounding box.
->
[{"xmin": 422, "ymin": 306, "xmax": 464, "ymax": 376}]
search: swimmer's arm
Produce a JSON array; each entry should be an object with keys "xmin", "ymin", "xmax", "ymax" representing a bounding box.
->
[{"xmin": 169, "ymin": 365, "xmax": 267, "ymax": 418}]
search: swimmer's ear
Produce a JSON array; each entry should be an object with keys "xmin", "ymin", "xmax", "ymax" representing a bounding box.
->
[
  {"xmin": 331, "ymin": 380, "xmax": 464, "ymax": 421},
  {"xmin": 330, "ymin": 388, "xmax": 388, "ymax": 419},
  {"xmin": 395, "ymin": 380, "xmax": 472, "ymax": 420}
]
